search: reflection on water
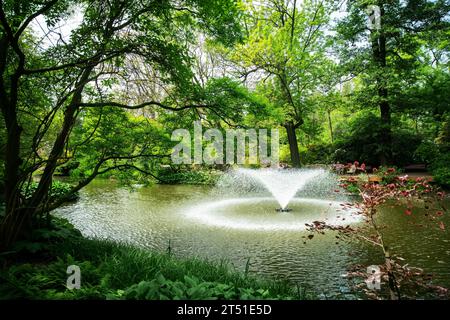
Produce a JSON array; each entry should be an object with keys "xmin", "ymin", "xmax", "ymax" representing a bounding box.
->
[
  {"xmin": 54, "ymin": 179, "xmax": 450, "ymax": 298},
  {"xmin": 183, "ymin": 197, "xmax": 361, "ymax": 231}
]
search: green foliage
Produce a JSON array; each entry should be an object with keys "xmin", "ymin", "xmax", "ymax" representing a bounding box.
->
[
  {"xmin": 0, "ymin": 225, "xmax": 306, "ymax": 300},
  {"xmin": 116, "ymin": 274, "xmax": 290, "ymax": 300},
  {"xmin": 54, "ymin": 161, "xmax": 80, "ymax": 176},
  {"xmin": 430, "ymin": 153, "xmax": 450, "ymax": 189},
  {"xmin": 375, "ymin": 166, "xmax": 403, "ymax": 185},
  {"xmin": 1, "ymin": 0, "xmax": 449, "ymax": 302},
  {"xmin": 203, "ymin": 78, "xmax": 272, "ymax": 123},
  {"xmin": 8, "ymin": 217, "xmax": 82, "ymax": 256},
  {"xmin": 345, "ymin": 183, "xmax": 360, "ymax": 195},
  {"xmin": 300, "ymin": 144, "xmax": 333, "ymax": 164},
  {"xmin": 333, "ymin": 0, "xmax": 449, "ymax": 164},
  {"xmin": 21, "ymin": 181, "xmax": 78, "ymax": 201},
  {"xmin": 157, "ymin": 167, "xmax": 222, "ymax": 185},
  {"xmin": 0, "ymin": 254, "xmax": 107, "ymax": 300},
  {"xmin": 70, "ymin": 107, "xmax": 172, "ymax": 185},
  {"xmin": 436, "ymin": 118, "xmax": 450, "ymax": 150},
  {"xmin": 332, "ymin": 113, "xmax": 422, "ymax": 166},
  {"xmin": 413, "ymin": 141, "xmax": 440, "ymax": 164},
  {"xmin": 0, "ymin": 0, "xmax": 246, "ymax": 238},
  {"xmin": 391, "ymin": 131, "xmax": 423, "ymax": 167},
  {"xmin": 432, "ymin": 167, "xmax": 450, "ymax": 189}
]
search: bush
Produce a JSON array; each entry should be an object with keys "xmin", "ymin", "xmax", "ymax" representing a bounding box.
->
[
  {"xmin": 8, "ymin": 217, "xmax": 82, "ymax": 255},
  {"xmin": 22, "ymin": 181, "xmax": 78, "ymax": 201},
  {"xmin": 430, "ymin": 153, "xmax": 450, "ymax": 189},
  {"xmin": 430, "ymin": 153, "xmax": 450, "ymax": 172},
  {"xmin": 332, "ymin": 113, "xmax": 422, "ymax": 166},
  {"xmin": 302, "ymin": 144, "xmax": 333, "ymax": 164},
  {"xmin": 0, "ymin": 254, "xmax": 107, "ymax": 300},
  {"xmin": 157, "ymin": 167, "xmax": 222, "ymax": 185},
  {"xmin": 432, "ymin": 167, "xmax": 450, "ymax": 189},
  {"xmin": 413, "ymin": 141, "xmax": 440, "ymax": 164},
  {"xmin": 116, "ymin": 274, "xmax": 291, "ymax": 300},
  {"xmin": 54, "ymin": 160, "xmax": 80, "ymax": 176},
  {"xmin": 375, "ymin": 166, "xmax": 403, "ymax": 184},
  {"xmin": 0, "ymin": 220, "xmax": 307, "ymax": 300},
  {"xmin": 391, "ymin": 131, "xmax": 422, "ymax": 166},
  {"xmin": 435, "ymin": 118, "xmax": 450, "ymax": 151}
]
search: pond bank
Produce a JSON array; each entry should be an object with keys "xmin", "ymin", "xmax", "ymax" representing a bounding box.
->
[{"xmin": 0, "ymin": 218, "xmax": 308, "ymax": 300}]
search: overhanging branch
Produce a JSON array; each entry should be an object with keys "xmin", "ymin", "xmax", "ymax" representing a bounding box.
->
[{"xmin": 77, "ymin": 101, "xmax": 213, "ymax": 111}]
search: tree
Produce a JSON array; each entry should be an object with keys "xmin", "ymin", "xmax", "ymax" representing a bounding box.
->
[
  {"xmin": 307, "ymin": 169, "xmax": 448, "ymax": 299},
  {"xmin": 0, "ymin": 0, "xmax": 242, "ymax": 249},
  {"xmin": 336, "ymin": 0, "xmax": 450, "ymax": 164},
  {"xmin": 230, "ymin": 0, "xmax": 335, "ymax": 167}
]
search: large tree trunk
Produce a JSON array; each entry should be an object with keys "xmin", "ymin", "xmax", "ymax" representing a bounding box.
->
[
  {"xmin": 284, "ymin": 122, "xmax": 301, "ymax": 168},
  {"xmin": 28, "ymin": 65, "xmax": 94, "ymax": 206},
  {"xmin": 0, "ymin": 117, "xmax": 27, "ymax": 249},
  {"xmin": 0, "ymin": 34, "xmax": 28, "ymax": 250},
  {"xmin": 371, "ymin": 4, "xmax": 392, "ymax": 165},
  {"xmin": 0, "ymin": 65, "xmax": 94, "ymax": 251},
  {"xmin": 379, "ymin": 86, "xmax": 392, "ymax": 165},
  {"xmin": 327, "ymin": 109, "xmax": 334, "ymax": 143}
]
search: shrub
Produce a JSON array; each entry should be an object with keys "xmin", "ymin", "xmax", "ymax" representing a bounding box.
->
[
  {"xmin": 332, "ymin": 113, "xmax": 422, "ymax": 166},
  {"xmin": 54, "ymin": 160, "xmax": 80, "ymax": 176},
  {"xmin": 429, "ymin": 153, "xmax": 450, "ymax": 189},
  {"xmin": 0, "ymin": 220, "xmax": 306, "ymax": 300},
  {"xmin": 413, "ymin": 141, "xmax": 440, "ymax": 164},
  {"xmin": 302, "ymin": 144, "xmax": 333, "ymax": 164},
  {"xmin": 22, "ymin": 181, "xmax": 78, "ymax": 201},
  {"xmin": 345, "ymin": 183, "xmax": 360, "ymax": 194},
  {"xmin": 9, "ymin": 217, "xmax": 82, "ymax": 255},
  {"xmin": 435, "ymin": 118, "xmax": 450, "ymax": 150},
  {"xmin": 375, "ymin": 166, "xmax": 403, "ymax": 184},
  {"xmin": 430, "ymin": 153, "xmax": 450, "ymax": 172},
  {"xmin": 432, "ymin": 167, "xmax": 450, "ymax": 189},
  {"xmin": 115, "ymin": 274, "xmax": 290, "ymax": 300},
  {"xmin": 391, "ymin": 130, "xmax": 422, "ymax": 166},
  {"xmin": 0, "ymin": 254, "xmax": 107, "ymax": 300},
  {"xmin": 157, "ymin": 168, "xmax": 221, "ymax": 185}
]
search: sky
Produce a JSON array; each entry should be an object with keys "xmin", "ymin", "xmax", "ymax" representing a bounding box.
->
[
  {"xmin": 29, "ymin": 1, "xmax": 348, "ymax": 50},
  {"xmin": 29, "ymin": 6, "xmax": 83, "ymax": 50}
]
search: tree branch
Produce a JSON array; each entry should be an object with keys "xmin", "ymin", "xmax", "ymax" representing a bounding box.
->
[
  {"xmin": 77, "ymin": 100, "xmax": 213, "ymax": 112},
  {"xmin": 14, "ymin": 0, "xmax": 59, "ymax": 41}
]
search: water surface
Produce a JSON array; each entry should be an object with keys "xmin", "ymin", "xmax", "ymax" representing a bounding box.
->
[{"xmin": 55, "ymin": 180, "xmax": 450, "ymax": 298}]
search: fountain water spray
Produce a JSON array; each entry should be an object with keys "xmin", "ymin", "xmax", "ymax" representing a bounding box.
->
[
  {"xmin": 235, "ymin": 168, "xmax": 325, "ymax": 211},
  {"xmin": 184, "ymin": 168, "xmax": 361, "ymax": 231}
]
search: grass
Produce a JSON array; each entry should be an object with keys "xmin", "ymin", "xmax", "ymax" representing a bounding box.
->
[{"xmin": 0, "ymin": 220, "xmax": 311, "ymax": 300}]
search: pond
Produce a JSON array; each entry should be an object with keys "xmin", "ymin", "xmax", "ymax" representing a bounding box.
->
[{"xmin": 55, "ymin": 179, "xmax": 450, "ymax": 298}]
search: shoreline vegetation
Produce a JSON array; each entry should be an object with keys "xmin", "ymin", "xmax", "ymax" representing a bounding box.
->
[
  {"xmin": 156, "ymin": 166, "xmax": 447, "ymax": 191},
  {"xmin": 0, "ymin": 218, "xmax": 309, "ymax": 300},
  {"xmin": 0, "ymin": 0, "xmax": 448, "ymax": 302},
  {"xmin": 1, "ymin": 171, "xmax": 447, "ymax": 300}
]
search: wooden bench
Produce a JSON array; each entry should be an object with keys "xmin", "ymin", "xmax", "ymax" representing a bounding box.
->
[
  {"xmin": 368, "ymin": 176, "xmax": 382, "ymax": 183},
  {"xmin": 404, "ymin": 164, "xmax": 427, "ymax": 172}
]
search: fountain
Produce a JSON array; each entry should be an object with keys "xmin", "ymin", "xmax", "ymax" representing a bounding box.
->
[
  {"xmin": 182, "ymin": 167, "xmax": 362, "ymax": 231},
  {"xmin": 236, "ymin": 168, "xmax": 325, "ymax": 211}
]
